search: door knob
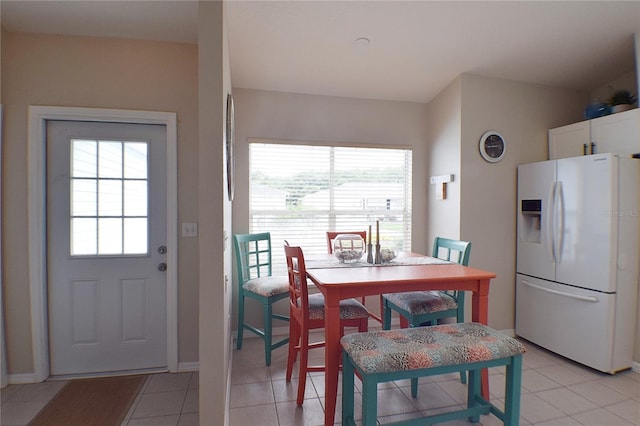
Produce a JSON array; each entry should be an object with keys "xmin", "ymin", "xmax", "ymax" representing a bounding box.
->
[{"xmin": 158, "ymin": 263, "xmax": 167, "ymax": 272}]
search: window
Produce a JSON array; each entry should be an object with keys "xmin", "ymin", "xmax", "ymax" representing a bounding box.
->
[
  {"xmin": 70, "ymin": 139, "xmax": 149, "ymax": 256},
  {"xmin": 249, "ymin": 141, "xmax": 412, "ymax": 274}
]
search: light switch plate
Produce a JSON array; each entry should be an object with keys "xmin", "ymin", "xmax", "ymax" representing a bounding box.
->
[{"xmin": 182, "ymin": 222, "xmax": 198, "ymax": 237}]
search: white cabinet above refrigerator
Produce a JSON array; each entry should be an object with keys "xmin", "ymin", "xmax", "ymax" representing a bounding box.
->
[{"xmin": 548, "ymin": 108, "xmax": 640, "ymax": 160}]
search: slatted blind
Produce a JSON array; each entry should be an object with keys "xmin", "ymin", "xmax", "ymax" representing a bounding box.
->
[{"xmin": 249, "ymin": 141, "xmax": 412, "ymax": 274}]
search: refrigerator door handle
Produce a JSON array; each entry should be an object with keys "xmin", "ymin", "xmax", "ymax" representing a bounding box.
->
[
  {"xmin": 547, "ymin": 182, "xmax": 556, "ymax": 262},
  {"xmin": 520, "ymin": 279, "xmax": 600, "ymax": 303},
  {"xmin": 555, "ymin": 182, "xmax": 564, "ymax": 263}
]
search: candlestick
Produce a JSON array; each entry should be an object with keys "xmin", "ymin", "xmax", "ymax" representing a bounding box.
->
[
  {"xmin": 367, "ymin": 243, "xmax": 373, "ymax": 263},
  {"xmin": 376, "ymin": 220, "xmax": 380, "ymax": 245},
  {"xmin": 368, "ymin": 225, "xmax": 372, "ymax": 245},
  {"xmin": 375, "ymin": 243, "xmax": 381, "ymax": 264}
]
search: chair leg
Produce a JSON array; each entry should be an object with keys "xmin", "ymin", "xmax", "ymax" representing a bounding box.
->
[
  {"xmin": 237, "ymin": 294, "xmax": 245, "ymax": 349},
  {"xmin": 382, "ymin": 300, "xmax": 392, "ymax": 330},
  {"xmin": 358, "ymin": 317, "xmax": 368, "ymax": 332},
  {"xmin": 296, "ymin": 326, "xmax": 310, "ymax": 406},
  {"xmin": 459, "ymin": 371, "xmax": 467, "ymax": 384},
  {"xmin": 341, "ymin": 352, "xmax": 356, "ymax": 426},
  {"xmin": 399, "ymin": 315, "xmax": 409, "ymax": 328},
  {"xmin": 263, "ymin": 301, "xmax": 274, "ymax": 366},
  {"xmin": 286, "ymin": 318, "xmax": 300, "ymax": 382}
]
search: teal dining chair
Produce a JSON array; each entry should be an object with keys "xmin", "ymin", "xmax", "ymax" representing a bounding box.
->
[
  {"xmin": 233, "ymin": 232, "xmax": 289, "ymax": 366},
  {"xmin": 382, "ymin": 236, "xmax": 472, "ymax": 382}
]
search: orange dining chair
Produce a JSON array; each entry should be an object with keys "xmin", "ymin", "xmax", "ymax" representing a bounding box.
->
[
  {"xmin": 326, "ymin": 231, "xmax": 383, "ymax": 323},
  {"xmin": 382, "ymin": 236, "xmax": 472, "ymax": 383},
  {"xmin": 284, "ymin": 243, "xmax": 369, "ymax": 406}
]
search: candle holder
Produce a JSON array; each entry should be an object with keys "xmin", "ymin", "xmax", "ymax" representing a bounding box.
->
[
  {"xmin": 375, "ymin": 244, "xmax": 381, "ymax": 264},
  {"xmin": 366, "ymin": 243, "xmax": 373, "ymax": 263}
]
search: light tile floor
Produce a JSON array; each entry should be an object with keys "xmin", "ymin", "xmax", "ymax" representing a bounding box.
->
[
  {"xmin": 2, "ymin": 327, "xmax": 639, "ymax": 426},
  {"xmin": 1, "ymin": 371, "xmax": 199, "ymax": 426},
  {"xmin": 228, "ymin": 328, "xmax": 639, "ymax": 426}
]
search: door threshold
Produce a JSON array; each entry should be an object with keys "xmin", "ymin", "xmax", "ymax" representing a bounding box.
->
[{"xmin": 48, "ymin": 367, "xmax": 168, "ymax": 381}]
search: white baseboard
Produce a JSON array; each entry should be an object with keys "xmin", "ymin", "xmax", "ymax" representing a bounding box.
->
[
  {"xmin": 7, "ymin": 373, "xmax": 40, "ymax": 384},
  {"xmin": 501, "ymin": 328, "xmax": 516, "ymax": 337},
  {"xmin": 177, "ymin": 362, "xmax": 199, "ymax": 372},
  {"xmin": 632, "ymin": 361, "xmax": 640, "ymax": 374}
]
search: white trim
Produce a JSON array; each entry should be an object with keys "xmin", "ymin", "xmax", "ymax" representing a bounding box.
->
[
  {"xmin": 632, "ymin": 361, "xmax": 640, "ymax": 374},
  {"xmin": 7, "ymin": 373, "xmax": 40, "ymax": 385},
  {"xmin": 501, "ymin": 328, "xmax": 516, "ymax": 337},
  {"xmin": 27, "ymin": 106, "xmax": 178, "ymax": 382},
  {"xmin": 178, "ymin": 362, "xmax": 200, "ymax": 372}
]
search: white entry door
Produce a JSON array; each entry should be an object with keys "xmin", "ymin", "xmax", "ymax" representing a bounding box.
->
[{"xmin": 47, "ymin": 120, "xmax": 167, "ymax": 376}]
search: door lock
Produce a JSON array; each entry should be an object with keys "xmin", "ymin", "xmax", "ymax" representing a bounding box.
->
[{"xmin": 158, "ymin": 246, "xmax": 167, "ymax": 254}]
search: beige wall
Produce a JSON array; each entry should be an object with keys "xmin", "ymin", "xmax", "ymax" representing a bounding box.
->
[
  {"xmin": 198, "ymin": 1, "xmax": 232, "ymax": 424},
  {"xmin": 1, "ymin": 32, "xmax": 200, "ymax": 373},
  {"xmin": 458, "ymin": 75, "xmax": 588, "ymax": 332},
  {"xmin": 426, "ymin": 77, "xmax": 462, "ymax": 244},
  {"xmin": 231, "ymin": 88, "xmax": 430, "ymax": 324}
]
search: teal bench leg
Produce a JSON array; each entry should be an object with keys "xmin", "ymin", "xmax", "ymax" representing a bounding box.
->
[
  {"xmin": 467, "ymin": 368, "xmax": 482, "ymax": 423},
  {"xmin": 362, "ymin": 377, "xmax": 379, "ymax": 426},
  {"xmin": 505, "ymin": 355, "xmax": 523, "ymax": 426}
]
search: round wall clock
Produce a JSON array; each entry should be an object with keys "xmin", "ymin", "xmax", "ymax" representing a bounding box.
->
[
  {"xmin": 479, "ymin": 131, "xmax": 506, "ymax": 163},
  {"xmin": 226, "ymin": 93, "xmax": 235, "ymax": 201}
]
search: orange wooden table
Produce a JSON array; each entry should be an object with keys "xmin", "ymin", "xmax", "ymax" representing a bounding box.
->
[{"xmin": 306, "ymin": 256, "xmax": 496, "ymax": 426}]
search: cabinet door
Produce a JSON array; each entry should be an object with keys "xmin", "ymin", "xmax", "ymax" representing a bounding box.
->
[
  {"xmin": 548, "ymin": 121, "xmax": 590, "ymax": 160},
  {"xmin": 591, "ymin": 109, "xmax": 640, "ymax": 156}
]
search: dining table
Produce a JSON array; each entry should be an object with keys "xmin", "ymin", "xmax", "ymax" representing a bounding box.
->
[{"xmin": 305, "ymin": 253, "xmax": 497, "ymax": 426}]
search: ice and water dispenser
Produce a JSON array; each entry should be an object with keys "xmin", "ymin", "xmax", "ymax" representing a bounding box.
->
[{"xmin": 520, "ymin": 199, "xmax": 542, "ymax": 243}]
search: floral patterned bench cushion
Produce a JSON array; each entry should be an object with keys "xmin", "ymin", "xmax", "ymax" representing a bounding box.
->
[
  {"xmin": 383, "ymin": 291, "xmax": 457, "ymax": 314},
  {"xmin": 242, "ymin": 275, "xmax": 289, "ymax": 297},
  {"xmin": 305, "ymin": 294, "xmax": 369, "ymax": 321},
  {"xmin": 341, "ymin": 323, "xmax": 525, "ymax": 374}
]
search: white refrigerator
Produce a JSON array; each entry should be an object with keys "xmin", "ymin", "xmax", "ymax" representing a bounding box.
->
[{"xmin": 516, "ymin": 153, "xmax": 640, "ymax": 373}]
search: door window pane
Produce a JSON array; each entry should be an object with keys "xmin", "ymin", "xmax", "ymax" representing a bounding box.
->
[
  {"xmin": 98, "ymin": 218, "xmax": 123, "ymax": 254},
  {"xmin": 124, "ymin": 218, "xmax": 148, "ymax": 254},
  {"xmin": 72, "ymin": 140, "xmax": 97, "ymax": 177},
  {"xmin": 124, "ymin": 143, "xmax": 147, "ymax": 179},
  {"xmin": 98, "ymin": 141, "xmax": 123, "ymax": 178},
  {"xmin": 98, "ymin": 180, "xmax": 122, "ymax": 216},
  {"xmin": 124, "ymin": 181, "xmax": 147, "ymax": 216},
  {"xmin": 72, "ymin": 179, "xmax": 97, "ymax": 216},
  {"xmin": 71, "ymin": 218, "xmax": 97, "ymax": 255}
]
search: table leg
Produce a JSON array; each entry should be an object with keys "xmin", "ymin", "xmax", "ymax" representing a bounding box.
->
[
  {"xmin": 472, "ymin": 279, "xmax": 491, "ymax": 400},
  {"xmin": 324, "ymin": 296, "xmax": 342, "ymax": 426}
]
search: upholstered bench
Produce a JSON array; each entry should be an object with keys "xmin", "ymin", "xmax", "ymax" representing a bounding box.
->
[{"xmin": 341, "ymin": 322, "xmax": 525, "ymax": 426}]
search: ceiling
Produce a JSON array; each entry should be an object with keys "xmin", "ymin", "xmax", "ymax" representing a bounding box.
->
[{"xmin": 2, "ymin": 1, "xmax": 639, "ymax": 103}]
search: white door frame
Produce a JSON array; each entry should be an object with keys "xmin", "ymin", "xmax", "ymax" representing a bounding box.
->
[{"xmin": 28, "ymin": 106, "xmax": 178, "ymax": 381}]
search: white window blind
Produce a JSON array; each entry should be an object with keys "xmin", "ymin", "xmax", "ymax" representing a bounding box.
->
[{"xmin": 249, "ymin": 142, "xmax": 412, "ymax": 274}]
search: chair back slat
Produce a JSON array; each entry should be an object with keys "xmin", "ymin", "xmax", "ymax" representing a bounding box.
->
[
  {"xmin": 432, "ymin": 237, "xmax": 471, "ymax": 298},
  {"xmin": 234, "ymin": 232, "xmax": 274, "ymax": 283},
  {"xmin": 432, "ymin": 237, "xmax": 471, "ymax": 266},
  {"xmin": 284, "ymin": 244, "xmax": 309, "ymax": 323}
]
